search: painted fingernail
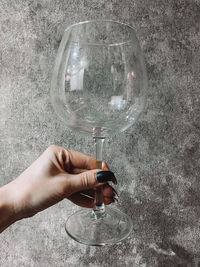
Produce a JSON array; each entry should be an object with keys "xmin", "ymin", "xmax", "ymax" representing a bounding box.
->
[
  {"xmin": 111, "ymin": 187, "xmax": 119, "ymax": 199},
  {"xmin": 113, "ymin": 196, "xmax": 118, "ymax": 203},
  {"xmin": 96, "ymin": 171, "xmax": 117, "ymax": 185}
]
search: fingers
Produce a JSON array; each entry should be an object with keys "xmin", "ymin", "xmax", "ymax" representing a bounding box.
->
[
  {"xmin": 67, "ymin": 193, "xmax": 94, "ymax": 208},
  {"xmin": 68, "ymin": 194, "xmax": 114, "ymax": 208},
  {"xmin": 79, "ymin": 184, "xmax": 118, "ymax": 199},
  {"xmin": 81, "ymin": 186, "xmax": 119, "ymax": 204},
  {"xmin": 66, "ymin": 149, "xmax": 110, "ymax": 171},
  {"xmin": 71, "ymin": 162, "xmax": 110, "ymax": 174},
  {"xmin": 47, "ymin": 145, "xmax": 110, "ymax": 171},
  {"xmin": 101, "ymin": 161, "xmax": 110, "ymax": 171},
  {"xmin": 65, "ymin": 149, "xmax": 96, "ymax": 170},
  {"xmin": 65, "ymin": 169, "xmax": 117, "ymax": 195},
  {"xmin": 67, "ymin": 185, "xmax": 118, "ymax": 208}
]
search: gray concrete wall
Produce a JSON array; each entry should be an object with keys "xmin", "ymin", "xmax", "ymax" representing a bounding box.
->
[{"xmin": 1, "ymin": 0, "xmax": 200, "ymax": 266}]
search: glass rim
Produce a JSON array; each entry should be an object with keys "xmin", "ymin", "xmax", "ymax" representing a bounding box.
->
[{"xmin": 64, "ymin": 19, "xmax": 138, "ymax": 46}]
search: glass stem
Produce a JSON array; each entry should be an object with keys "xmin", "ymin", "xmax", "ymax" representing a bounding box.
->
[{"xmin": 92, "ymin": 137, "xmax": 105, "ymax": 218}]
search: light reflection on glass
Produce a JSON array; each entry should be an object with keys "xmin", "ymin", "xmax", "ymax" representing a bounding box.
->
[
  {"xmin": 109, "ymin": 95, "xmax": 125, "ymax": 110},
  {"xmin": 66, "ymin": 68, "xmax": 84, "ymax": 91}
]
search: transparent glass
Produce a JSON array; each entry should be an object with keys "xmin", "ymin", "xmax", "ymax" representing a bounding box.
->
[{"xmin": 51, "ymin": 20, "xmax": 147, "ymax": 246}]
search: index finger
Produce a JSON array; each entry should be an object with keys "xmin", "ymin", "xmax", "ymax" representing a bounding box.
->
[{"xmin": 63, "ymin": 148, "xmax": 110, "ymax": 171}]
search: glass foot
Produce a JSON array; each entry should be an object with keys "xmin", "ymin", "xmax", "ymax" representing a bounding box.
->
[{"xmin": 65, "ymin": 206, "xmax": 133, "ymax": 246}]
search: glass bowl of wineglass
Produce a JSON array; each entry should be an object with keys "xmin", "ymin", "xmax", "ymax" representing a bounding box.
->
[{"xmin": 51, "ymin": 20, "xmax": 147, "ymax": 246}]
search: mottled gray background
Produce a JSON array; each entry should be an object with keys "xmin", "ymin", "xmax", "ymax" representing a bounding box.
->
[{"xmin": 1, "ymin": 0, "xmax": 200, "ymax": 266}]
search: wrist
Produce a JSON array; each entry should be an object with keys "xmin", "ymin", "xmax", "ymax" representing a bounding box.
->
[{"xmin": 0, "ymin": 182, "xmax": 23, "ymax": 232}]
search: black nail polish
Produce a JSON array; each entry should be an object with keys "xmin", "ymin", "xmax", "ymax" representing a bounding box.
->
[
  {"xmin": 111, "ymin": 187, "xmax": 119, "ymax": 199},
  {"xmin": 96, "ymin": 171, "xmax": 117, "ymax": 185},
  {"xmin": 113, "ymin": 196, "xmax": 118, "ymax": 203},
  {"xmin": 113, "ymin": 192, "xmax": 119, "ymax": 200}
]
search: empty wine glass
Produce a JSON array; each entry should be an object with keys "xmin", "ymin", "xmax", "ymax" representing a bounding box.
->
[{"xmin": 51, "ymin": 20, "xmax": 147, "ymax": 246}]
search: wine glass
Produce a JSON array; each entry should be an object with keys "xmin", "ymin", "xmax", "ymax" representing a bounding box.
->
[{"xmin": 51, "ymin": 20, "xmax": 147, "ymax": 246}]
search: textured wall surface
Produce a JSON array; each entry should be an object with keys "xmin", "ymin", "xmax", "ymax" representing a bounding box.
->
[{"xmin": 1, "ymin": 0, "xmax": 200, "ymax": 266}]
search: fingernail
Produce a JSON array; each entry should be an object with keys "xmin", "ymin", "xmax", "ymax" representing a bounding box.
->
[
  {"xmin": 113, "ymin": 196, "xmax": 118, "ymax": 203},
  {"xmin": 96, "ymin": 171, "xmax": 117, "ymax": 185},
  {"xmin": 111, "ymin": 187, "xmax": 119, "ymax": 199}
]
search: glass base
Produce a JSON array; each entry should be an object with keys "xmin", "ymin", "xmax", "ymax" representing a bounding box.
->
[{"xmin": 65, "ymin": 206, "xmax": 133, "ymax": 246}]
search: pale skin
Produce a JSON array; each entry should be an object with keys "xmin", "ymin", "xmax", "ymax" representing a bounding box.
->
[{"xmin": 0, "ymin": 145, "xmax": 117, "ymax": 233}]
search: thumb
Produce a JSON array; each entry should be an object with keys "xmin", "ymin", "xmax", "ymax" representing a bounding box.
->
[{"xmin": 67, "ymin": 169, "xmax": 117, "ymax": 194}]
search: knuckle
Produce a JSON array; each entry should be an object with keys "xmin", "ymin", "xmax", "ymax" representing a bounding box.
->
[
  {"xmin": 46, "ymin": 145, "xmax": 67, "ymax": 159},
  {"xmin": 62, "ymin": 148, "xmax": 71, "ymax": 165},
  {"xmin": 63, "ymin": 148, "xmax": 70, "ymax": 158},
  {"xmin": 80, "ymin": 171, "xmax": 96, "ymax": 188},
  {"xmin": 45, "ymin": 145, "xmax": 64, "ymax": 162},
  {"xmin": 81, "ymin": 172, "xmax": 89, "ymax": 188},
  {"xmin": 46, "ymin": 144, "xmax": 60, "ymax": 153}
]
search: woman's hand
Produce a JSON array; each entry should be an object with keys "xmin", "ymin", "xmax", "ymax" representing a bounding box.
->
[{"xmin": 0, "ymin": 145, "xmax": 118, "ymax": 232}]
